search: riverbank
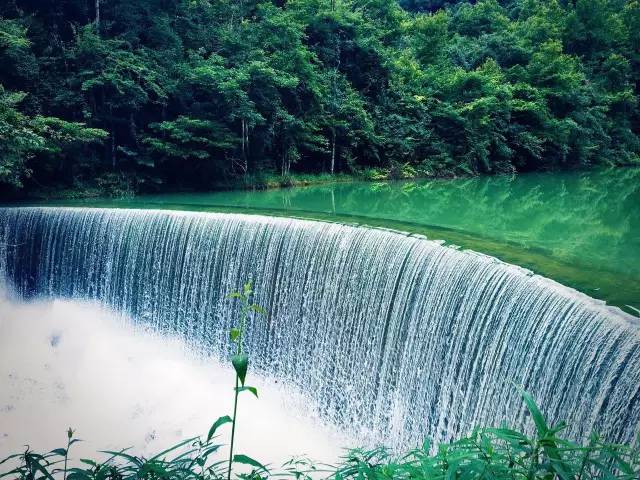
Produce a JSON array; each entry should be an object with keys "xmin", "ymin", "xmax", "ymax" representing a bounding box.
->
[
  {"xmin": 7, "ymin": 162, "xmax": 622, "ymax": 202},
  {"xmin": 10, "ymin": 166, "xmax": 454, "ymax": 201}
]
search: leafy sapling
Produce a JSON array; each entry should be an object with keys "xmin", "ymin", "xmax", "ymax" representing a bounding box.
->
[
  {"xmin": 217, "ymin": 281, "xmax": 267, "ymax": 480},
  {"xmin": 61, "ymin": 428, "xmax": 76, "ymax": 480}
]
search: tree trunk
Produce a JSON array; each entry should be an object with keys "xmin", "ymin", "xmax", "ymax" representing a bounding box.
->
[
  {"xmin": 244, "ymin": 122, "xmax": 249, "ymax": 173},
  {"xmin": 241, "ymin": 118, "xmax": 248, "ymax": 173},
  {"xmin": 95, "ymin": 0, "xmax": 100, "ymax": 32},
  {"xmin": 111, "ymin": 131, "xmax": 116, "ymax": 169},
  {"xmin": 281, "ymin": 138, "xmax": 287, "ymax": 177},
  {"xmin": 241, "ymin": 118, "xmax": 245, "ymax": 162},
  {"xmin": 129, "ymin": 113, "xmax": 137, "ymax": 147},
  {"xmin": 282, "ymin": 151, "xmax": 285, "ymax": 177},
  {"xmin": 330, "ymin": 128, "xmax": 336, "ymax": 175},
  {"xmin": 244, "ymin": 120, "xmax": 250, "ymax": 160}
]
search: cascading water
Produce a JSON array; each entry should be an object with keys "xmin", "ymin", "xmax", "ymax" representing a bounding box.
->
[{"xmin": 1, "ymin": 207, "xmax": 639, "ymax": 451}]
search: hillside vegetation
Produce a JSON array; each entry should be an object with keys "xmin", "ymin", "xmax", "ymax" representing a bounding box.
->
[{"xmin": 1, "ymin": 0, "xmax": 638, "ymax": 196}]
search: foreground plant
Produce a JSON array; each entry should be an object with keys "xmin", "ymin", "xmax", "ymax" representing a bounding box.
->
[
  {"xmin": 201, "ymin": 281, "xmax": 269, "ymax": 479},
  {"xmin": 2, "ymin": 386, "xmax": 638, "ymax": 480},
  {"xmin": 335, "ymin": 389, "xmax": 640, "ymax": 480},
  {"xmin": 223, "ymin": 281, "xmax": 267, "ymax": 480}
]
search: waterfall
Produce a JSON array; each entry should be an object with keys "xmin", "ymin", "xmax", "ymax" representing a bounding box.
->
[{"xmin": 1, "ymin": 207, "xmax": 639, "ymax": 450}]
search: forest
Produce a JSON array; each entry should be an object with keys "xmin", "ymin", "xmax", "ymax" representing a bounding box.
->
[{"xmin": 0, "ymin": 0, "xmax": 638, "ymax": 196}]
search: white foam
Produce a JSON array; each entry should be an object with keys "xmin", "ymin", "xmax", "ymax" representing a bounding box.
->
[{"xmin": 0, "ymin": 293, "xmax": 350, "ymax": 466}]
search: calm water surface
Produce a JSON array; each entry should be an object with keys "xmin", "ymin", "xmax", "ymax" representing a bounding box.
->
[{"xmin": 14, "ymin": 168, "xmax": 640, "ymax": 314}]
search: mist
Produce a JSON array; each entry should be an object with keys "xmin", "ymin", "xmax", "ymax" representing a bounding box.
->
[{"xmin": 0, "ymin": 292, "xmax": 350, "ymax": 465}]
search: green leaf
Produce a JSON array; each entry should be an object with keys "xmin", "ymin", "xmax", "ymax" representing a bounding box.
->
[
  {"xmin": 99, "ymin": 449, "xmax": 143, "ymax": 467},
  {"xmin": 232, "ymin": 353, "xmax": 249, "ymax": 385},
  {"xmin": 202, "ymin": 444, "xmax": 222, "ymax": 458},
  {"xmin": 207, "ymin": 416, "xmax": 233, "ymax": 443},
  {"xmin": 517, "ymin": 386, "xmax": 549, "ymax": 435},
  {"xmin": 250, "ymin": 304, "xmax": 266, "ymax": 315},
  {"xmin": 149, "ymin": 437, "xmax": 199, "ymax": 460},
  {"xmin": 233, "ymin": 454, "xmax": 268, "ymax": 472},
  {"xmin": 66, "ymin": 471, "xmax": 92, "ymax": 480},
  {"xmin": 235, "ymin": 386, "xmax": 258, "ymax": 398},
  {"xmin": 229, "ymin": 328, "xmax": 240, "ymax": 342},
  {"xmin": 517, "ymin": 387, "xmax": 573, "ymax": 480}
]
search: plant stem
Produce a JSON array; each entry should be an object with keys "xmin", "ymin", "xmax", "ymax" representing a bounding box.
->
[
  {"xmin": 227, "ymin": 302, "xmax": 245, "ymax": 480},
  {"xmin": 63, "ymin": 431, "xmax": 71, "ymax": 480},
  {"xmin": 63, "ymin": 445, "xmax": 69, "ymax": 480},
  {"xmin": 227, "ymin": 375, "xmax": 240, "ymax": 480}
]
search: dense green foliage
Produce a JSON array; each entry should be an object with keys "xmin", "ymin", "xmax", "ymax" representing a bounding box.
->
[
  {"xmin": 1, "ymin": 0, "xmax": 638, "ymax": 196},
  {"xmin": 1, "ymin": 392, "xmax": 638, "ymax": 479}
]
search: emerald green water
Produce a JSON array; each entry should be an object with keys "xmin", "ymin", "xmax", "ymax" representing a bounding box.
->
[{"xmin": 17, "ymin": 168, "xmax": 640, "ymax": 314}]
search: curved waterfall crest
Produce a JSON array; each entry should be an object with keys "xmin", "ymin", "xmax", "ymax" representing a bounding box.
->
[{"xmin": 1, "ymin": 207, "xmax": 639, "ymax": 450}]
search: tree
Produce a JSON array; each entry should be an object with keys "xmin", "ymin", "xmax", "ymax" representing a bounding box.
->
[
  {"xmin": 0, "ymin": 85, "xmax": 106, "ymax": 189},
  {"xmin": 0, "ymin": 0, "xmax": 638, "ymax": 196}
]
